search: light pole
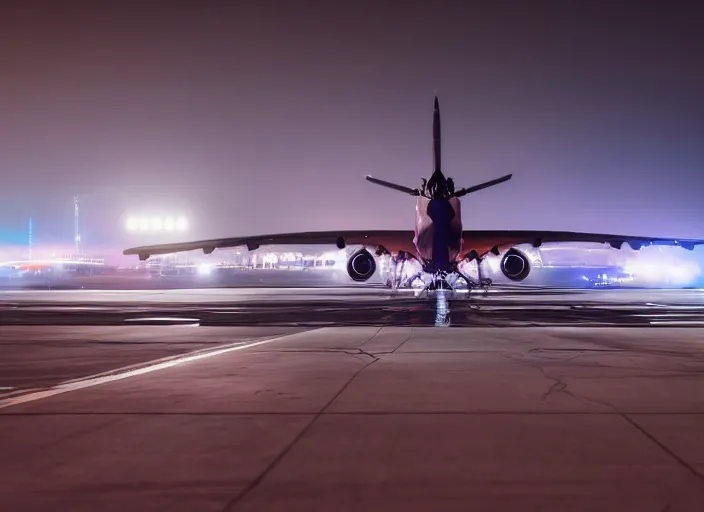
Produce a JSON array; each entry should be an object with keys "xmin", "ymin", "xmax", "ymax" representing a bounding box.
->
[{"xmin": 74, "ymin": 196, "xmax": 81, "ymax": 257}]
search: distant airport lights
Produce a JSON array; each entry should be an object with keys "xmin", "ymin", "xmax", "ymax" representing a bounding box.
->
[{"xmin": 125, "ymin": 216, "xmax": 188, "ymax": 233}]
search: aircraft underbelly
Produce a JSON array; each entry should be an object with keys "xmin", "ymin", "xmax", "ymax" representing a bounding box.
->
[{"xmin": 413, "ymin": 197, "xmax": 462, "ymax": 267}]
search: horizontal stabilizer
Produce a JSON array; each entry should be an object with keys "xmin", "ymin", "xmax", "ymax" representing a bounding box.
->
[
  {"xmin": 454, "ymin": 174, "xmax": 512, "ymax": 198},
  {"xmin": 365, "ymin": 175, "xmax": 417, "ymax": 195}
]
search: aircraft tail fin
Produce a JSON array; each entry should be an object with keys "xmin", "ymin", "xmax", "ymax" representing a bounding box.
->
[
  {"xmin": 365, "ymin": 95, "xmax": 512, "ymax": 199},
  {"xmin": 433, "ymin": 95, "xmax": 441, "ymax": 173}
]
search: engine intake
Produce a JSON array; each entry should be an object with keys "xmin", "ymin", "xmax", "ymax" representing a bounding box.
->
[
  {"xmin": 347, "ymin": 249, "xmax": 377, "ymax": 282},
  {"xmin": 500, "ymin": 248, "xmax": 531, "ymax": 281}
]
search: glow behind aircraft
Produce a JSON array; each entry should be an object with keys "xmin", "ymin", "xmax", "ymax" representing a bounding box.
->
[{"xmin": 125, "ymin": 96, "xmax": 704, "ymax": 292}]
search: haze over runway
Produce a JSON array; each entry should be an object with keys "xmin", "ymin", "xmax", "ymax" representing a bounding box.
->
[{"xmin": 2, "ymin": 1, "xmax": 704, "ymax": 248}]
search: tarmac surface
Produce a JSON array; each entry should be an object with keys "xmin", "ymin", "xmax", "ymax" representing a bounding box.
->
[
  {"xmin": 2, "ymin": 284, "xmax": 704, "ymax": 510},
  {"xmin": 1, "ymin": 285, "xmax": 704, "ymax": 327}
]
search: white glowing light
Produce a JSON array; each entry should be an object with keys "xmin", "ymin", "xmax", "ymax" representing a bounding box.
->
[
  {"xmin": 126, "ymin": 214, "xmax": 187, "ymax": 233},
  {"xmin": 624, "ymin": 257, "xmax": 701, "ymax": 287},
  {"xmin": 197, "ymin": 263, "xmax": 213, "ymax": 276},
  {"xmin": 176, "ymin": 216, "xmax": 188, "ymax": 232},
  {"xmin": 262, "ymin": 253, "xmax": 278, "ymax": 264}
]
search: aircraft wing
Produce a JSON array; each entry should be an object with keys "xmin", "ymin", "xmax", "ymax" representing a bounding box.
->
[
  {"xmin": 124, "ymin": 228, "xmax": 704, "ymax": 262},
  {"xmin": 461, "ymin": 230, "xmax": 704, "ymax": 259},
  {"xmin": 123, "ymin": 230, "xmax": 418, "ymax": 260}
]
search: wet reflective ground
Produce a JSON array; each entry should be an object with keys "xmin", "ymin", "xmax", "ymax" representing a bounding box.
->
[{"xmin": 1, "ymin": 286, "xmax": 704, "ymax": 327}]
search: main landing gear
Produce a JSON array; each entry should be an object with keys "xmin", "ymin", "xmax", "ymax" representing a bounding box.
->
[
  {"xmin": 385, "ymin": 251, "xmax": 417, "ymax": 293},
  {"xmin": 456, "ymin": 255, "xmax": 492, "ymax": 293},
  {"xmin": 385, "ymin": 253, "xmax": 493, "ymax": 297},
  {"xmin": 455, "ymin": 270, "xmax": 492, "ymax": 293},
  {"xmin": 414, "ymin": 259, "xmax": 492, "ymax": 298},
  {"xmin": 416, "ymin": 271, "xmax": 455, "ymax": 297}
]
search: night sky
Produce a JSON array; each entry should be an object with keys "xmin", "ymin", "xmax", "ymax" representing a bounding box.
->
[{"xmin": 1, "ymin": 1, "xmax": 703, "ymax": 248}]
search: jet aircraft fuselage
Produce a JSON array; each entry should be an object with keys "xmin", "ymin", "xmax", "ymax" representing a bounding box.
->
[
  {"xmin": 413, "ymin": 175, "xmax": 463, "ymax": 273},
  {"xmin": 378, "ymin": 97, "xmax": 500, "ymax": 276}
]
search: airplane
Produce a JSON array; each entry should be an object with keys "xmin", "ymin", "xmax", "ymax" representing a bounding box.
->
[{"xmin": 124, "ymin": 96, "xmax": 704, "ymax": 293}]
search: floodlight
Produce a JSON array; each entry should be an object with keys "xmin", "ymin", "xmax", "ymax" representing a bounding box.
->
[{"xmin": 176, "ymin": 216, "xmax": 188, "ymax": 232}]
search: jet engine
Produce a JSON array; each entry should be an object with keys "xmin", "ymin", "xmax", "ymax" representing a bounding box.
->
[
  {"xmin": 347, "ymin": 249, "xmax": 377, "ymax": 282},
  {"xmin": 500, "ymin": 248, "xmax": 531, "ymax": 281}
]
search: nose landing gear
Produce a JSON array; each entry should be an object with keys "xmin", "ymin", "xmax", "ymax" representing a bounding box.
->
[{"xmin": 415, "ymin": 271, "xmax": 455, "ymax": 297}]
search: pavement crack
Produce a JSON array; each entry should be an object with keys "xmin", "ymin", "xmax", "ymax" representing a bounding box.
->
[
  {"xmin": 390, "ymin": 328, "xmax": 414, "ymax": 354},
  {"xmin": 528, "ymin": 348, "xmax": 625, "ymax": 354},
  {"xmin": 545, "ymin": 379, "xmax": 704, "ymax": 485},
  {"xmin": 34, "ymin": 417, "xmax": 118, "ymax": 453},
  {"xmin": 251, "ymin": 347, "xmax": 381, "ymax": 361},
  {"xmin": 349, "ymin": 348, "xmax": 380, "ymax": 361},
  {"xmin": 535, "ymin": 367, "xmax": 596, "ymax": 408},
  {"xmin": 620, "ymin": 413, "xmax": 704, "ymax": 485},
  {"xmin": 222, "ymin": 354, "xmax": 379, "ymax": 511},
  {"xmin": 359, "ymin": 327, "xmax": 384, "ymax": 347},
  {"xmin": 502, "ymin": 353, "xmax": 596, "ymax": 408},
  {"xmin": 540, "ymin": 371, "xmax": 567, "ymax": 401}
]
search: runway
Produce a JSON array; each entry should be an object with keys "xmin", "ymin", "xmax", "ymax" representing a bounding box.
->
[
  {"xmin": 2, "ymin": 286, "xmax": 704, "ymax": 510},
  {"xmin": 1, "ymin": 286, "xmax": 704, "ymax": 327}
]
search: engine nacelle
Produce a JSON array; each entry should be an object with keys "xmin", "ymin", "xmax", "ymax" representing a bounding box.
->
[
  {"xmin": 347, "ymin": 249, "xmax": 377, "ymax": 282},
  {"xmin": 500, "ymin": 248, "xmax": 531, "ymax": 281}
]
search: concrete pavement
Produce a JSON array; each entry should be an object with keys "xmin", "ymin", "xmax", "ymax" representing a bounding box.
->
[{"xmin": 2, "ymin": 326, "xmax": 704, "ymax": 510}]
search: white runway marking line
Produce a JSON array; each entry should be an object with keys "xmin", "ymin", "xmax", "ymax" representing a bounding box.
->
[
  {"xmin": 0, "ymin": 331, "xmax": 307, "ymax": 411},
  {"xmin": 649, "ymin": 321, "xmax": 704, "ymax": 325},
  {"xmin": 646, "ymin": 303, "xmax": 704, "ymax": 309},
  {"xmin": 123, "ymin": 317, "xmax": 200, "ymax": 323}
]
